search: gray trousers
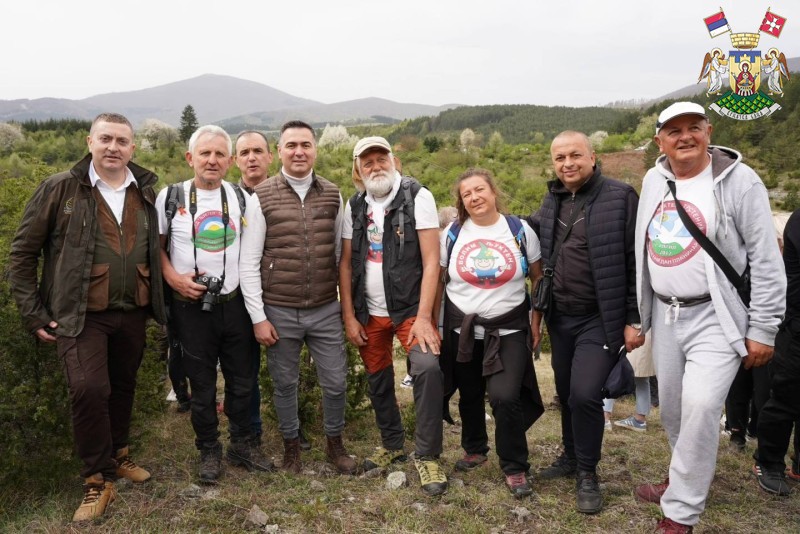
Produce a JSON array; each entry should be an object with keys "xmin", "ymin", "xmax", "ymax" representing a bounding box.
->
[
  {"xmin": 265, "ymin": 301, "xmax": 348, "ymax": 439},
  {"xmin": 652, "ymin": 300, "xmax": 741, "ymax": 526}
]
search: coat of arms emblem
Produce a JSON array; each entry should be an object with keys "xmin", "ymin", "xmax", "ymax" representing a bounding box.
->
[{"xmin": 698, "ymin": 8, "xmax": 789, "ymax": 120}]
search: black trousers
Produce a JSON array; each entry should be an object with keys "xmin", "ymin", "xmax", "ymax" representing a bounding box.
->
[
  {"xmin": 170, "ymin": 292, "xmax": 256, "ymax": 449},
  {"xmin": 756, "ymin": 317, "xmax": 800, "ymax": 471},
  {"xmin": 167, "ymin": 327, "xmax": 190, "ymax": 403},
  {"xmin": 725, "ymin": 362, "xmax": 770, "ymax": 436},
  {"xmin": 547, "ymin": 312, "xmax": 617, "ymax": 472},
  {"xmin": 455, "ymin": 330, "xmax": 531, "ymax": 475}
]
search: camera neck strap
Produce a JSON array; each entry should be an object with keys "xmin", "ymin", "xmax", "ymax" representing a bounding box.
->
[{"xmin": 189, "ymin": 182, "xmax": 228, "ymax": 284}]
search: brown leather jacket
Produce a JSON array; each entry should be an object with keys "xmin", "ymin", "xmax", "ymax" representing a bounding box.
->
[{"xmin": 8, "ymin": 154, "xmax": 166, "ymax": 336}]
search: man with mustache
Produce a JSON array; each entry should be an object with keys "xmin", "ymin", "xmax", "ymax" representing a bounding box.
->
[{"xmin": 339, "ymin": 136, "xmax": 447, "ymax": 495}]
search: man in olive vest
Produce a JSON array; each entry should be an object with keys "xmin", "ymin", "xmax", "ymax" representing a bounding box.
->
[
  {"xmin": 8, "ymin": 113, "xmax": 166, "ymax": 522},
  {"xmin": 240, "ymin": 120, "xmax": 356, "ymax": 475}
]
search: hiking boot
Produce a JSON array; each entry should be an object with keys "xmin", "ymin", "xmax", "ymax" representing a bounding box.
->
[
  {"xmin": 538, "ymin": 452, "xmax": 577, "ymax": 479},
  {"xmin": 298, "ymin": 428, "xmax": 311, "ymax": 451},
  {"xmin": 655, "ymin": 517, "xmax": 694, "ymax": 533},
  {"xmin": 415, "ymin": 456, "xmax": 448, "ymax": 496},
  {"xmin": 198, "ymin": 442, "xmax": 223, "ymax": 484},
  {"xmin": 326, "ymin": 435, "xmax": 357, "ymax": 475},
  {"xmin": 72, "ymin": 474, "xmax": 115, "ymax": 522},
  {"xmin": 614, "ymin": 415, "xmax": 647, "ymax": 432},
  {"xmin": 753, "ymin": 463, "xmax": 791, "ymax": 496},
  {"xmin": 635, "ymin": 477, "xmax": 669, "ymax": 503},
  {"xmin": 455, "ymin": 452, "xmax": 488, "ymax": 472},
  {"xmin": 281, "ymin": 437, "xmax": 302, "ymax": 474},
  {"xmin": 505, "ymin": 471, "xmax": 533, "ymax": 498},
  {"xmin": 363, "ymin": 446, "xmax": 407, "ymax": 471},
  {"xmin": 226, "ymin": 439, "xmax": 274, "ymax": 472},
  {"xmin": 576, "ymin": 470, "xmax": 602, "ymax": 514},
  {"xmin": 114, "ymin": 446, "xmax": 151, "ymax": 483}
]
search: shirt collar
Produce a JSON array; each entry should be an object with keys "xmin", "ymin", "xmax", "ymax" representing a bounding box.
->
[{"xmin": 89, "ymin": 161, "xmax": 137, "ymax": 190}]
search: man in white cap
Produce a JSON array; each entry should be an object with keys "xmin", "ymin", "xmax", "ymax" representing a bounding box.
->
[
  {"xmin": 634, "ymin": 102, "xmax": 785, "ymax": 532},
  {"xmin": 339, "ymin": 136, "xmax": 447, "ymax": 496}
]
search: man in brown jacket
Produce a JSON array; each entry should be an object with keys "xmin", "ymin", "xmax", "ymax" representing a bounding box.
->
[{"xmin": 8, "ymin": 113, "xmax": 166, "ymax": 522}]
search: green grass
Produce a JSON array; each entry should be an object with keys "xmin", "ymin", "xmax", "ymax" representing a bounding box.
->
[{"xmin": 3, "ymin": 354, "xmax": 800, "ymax": 533}]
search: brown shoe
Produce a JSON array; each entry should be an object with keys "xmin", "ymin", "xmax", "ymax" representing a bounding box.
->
[
  {"xmin": 326, "ymin": 434, "xmax": 357, "ymax": 475},
  {"xmin": 655, "ymin": 517, "xmax": 693, "ymax": 533},
  {"xmin": 635, "ymin": 477, "xmax": 669, "ymax": 503},
  {"xmin": 72, "ymin": 474, "xmax": 115, "ymax": 522},
  {"xmin": 281, "ymin": 437, "xmax": 302, "ymax": 474},
  {"xmin": 115, "ymin": 446, "xmax": 151, "ymax": 483}
]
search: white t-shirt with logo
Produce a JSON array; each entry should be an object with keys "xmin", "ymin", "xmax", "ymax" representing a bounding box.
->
[
  {"xmin": 646, "ymin": 163, "xmax": 715, "ymax": 298},
  {"xmin": 440, "ymin": 216, "xmax": 542, "ymax": 338},
  {"xmin": 342, "ymin": 177, "xmax": 439, "ymax": 316},
  {"xmin": 157, "ymin": 180, "xmax": 259, "ymax": 296}
]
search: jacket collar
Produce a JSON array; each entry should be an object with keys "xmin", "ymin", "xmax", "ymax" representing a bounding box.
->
[
  {"xmin": 655, "ymin": 145, "xmax": 740, "ymax": 183},
  {"xmin": 70, "ymin": 153, "xmax": 158, "ymax": 189},
  {"xmin": 548, "ymin": 166, "xmax": 603, "ymax": 198}
]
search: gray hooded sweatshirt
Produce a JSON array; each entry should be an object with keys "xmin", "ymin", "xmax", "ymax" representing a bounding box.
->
[{"xmin": 635, "ymin": 146, "xmax": 785, "ymax": 356}]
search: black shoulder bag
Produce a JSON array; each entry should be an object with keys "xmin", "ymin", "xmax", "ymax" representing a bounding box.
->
[
  {"xmin": 532, "ymin": 194, "xmax": 590, "ymax": 315},
  {"xmin": 667, "ymin": 180, "xmax": 751, "ymax": 306}
]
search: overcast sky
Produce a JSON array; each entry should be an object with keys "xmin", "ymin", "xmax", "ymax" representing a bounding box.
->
[{"xmin": 3, "ymin": 1, "xmax": 798, "ymax": 107}]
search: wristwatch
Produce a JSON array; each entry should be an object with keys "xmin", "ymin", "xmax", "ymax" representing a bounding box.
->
[{"xmin": 628, "ymin": 323, "xmax": 642, "ymax": 330}]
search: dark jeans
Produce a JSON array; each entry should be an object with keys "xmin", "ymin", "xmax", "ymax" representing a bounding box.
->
[
  {"xmin": 57, "ymin": 308, "xmax": 148, "ymax": 478},
  {"xmin": 756, "ymin": 317, "xmax": 800, "ymax": 471},
  {"xmin": 167, "ymin": 327, "xmax": 190, "ymax": 403},
  {"xmin": 547, "ymin": 312, "xmax": 617, "ymax": 472},
  {"xmin": 725, "ymin": 361, "xmax": 769, "ymax": 437},
  {"xmin": 455, "ymin": 330, "xmax": 531, "ymax": 475},
  {"xmin": 170, "ymin": 292, "xmax": 256, "ymax": 448}
]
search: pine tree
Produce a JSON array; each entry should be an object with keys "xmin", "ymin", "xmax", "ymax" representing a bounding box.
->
[{"xmin": 179, "ymin": 105, "xmax": 198, "ymax": 143}]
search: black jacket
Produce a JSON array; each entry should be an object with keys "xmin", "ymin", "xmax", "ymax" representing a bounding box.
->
[{"xmin": 529, "ymin": 168, "xmax": 639, "ymax": 353}]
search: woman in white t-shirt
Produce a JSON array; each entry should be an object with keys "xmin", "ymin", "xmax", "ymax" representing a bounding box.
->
[{"xmin": 436, "ymin": 168, "xmax": 545, "ymax": 499}]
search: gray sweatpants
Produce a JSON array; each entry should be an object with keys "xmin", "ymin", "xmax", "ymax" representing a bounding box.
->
[
  {"xmin": 651, "ymin": 299, "xmax": 741, "ymax": 526},
  {"xmin": 265, "ymin": 301, "xmax": 348, "ymax": 439}
]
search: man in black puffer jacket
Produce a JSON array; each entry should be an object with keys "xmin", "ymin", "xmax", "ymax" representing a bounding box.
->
[{"xmin": 529, "ymin": 130, "xmax": 642, "ymax": 514}]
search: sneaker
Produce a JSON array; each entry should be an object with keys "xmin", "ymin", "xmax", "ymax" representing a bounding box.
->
[
  {"xmin": 114, "ymin": 447, "xmax": 151, "ymax": 483},
  {"xmin": 576, "ymin": 470, "xmax": 602, "ymax": 514},
  {"xmin": 415, "ymin": 456, "xmax": 448, "ymax": 496},
  {"xmin": 226, "ymin": 439, "xmax": 274, "ymax": 472},
  {"xmin": 614, "ymin": 415, "xmax": 647, "ymax": 432},
  {"xmin": 538, "ymin": 452, "xmax": 577, "ymax": 480},
  {"xmin": 753, "ymin": 463, "xmax": 791, "ymax": 496},
  {"xmin": 72, "ymin": 474, "xmax": 115, "ymax": 522},
  {"xmin": 363, "ymin": 447, "xmax": 407, "ymax": 471},
  {"xmin": 199, "ymin": 442, "xmax": 223, "ymax": 484},
  {"xmin": 325, "ymin": 435, "xmax": 357, "ymax": 475},
  {"xmin": 730, "ymin": 431, "xmax": 746, "ymax": 452},
  {"xmin": 505, "ymin": 471, "xmax": 533, "ymax": 498},
  {"xmin": 400, "ymin": 374, "xmax": 414, "ymax": 388},
  {"xmin": 455, "ymin": 452, "xmax": 488, "ymax": 472},
  {"xmin": 655, "ymin": 517, "xmax": 693, "ymax": 533},
  {"xmin": 177, "ymin": 399, "xmax": 191, "ymax": 413},
  {"xmin": 635, "ymin": 477, "xmax": 669, "ymax": 503}
]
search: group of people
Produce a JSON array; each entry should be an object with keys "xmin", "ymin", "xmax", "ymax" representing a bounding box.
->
[{"xmin": 7, "ymin": 102, "xmax": 793, "ymax": 533}]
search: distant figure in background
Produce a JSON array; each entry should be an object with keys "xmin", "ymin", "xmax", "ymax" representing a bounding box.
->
[
  {"xmin": 603, "ymin": 337, "xmax": 654, "ymax": 433},
  {"xmin": 8, "ymin": 113, "xmax": 166, "ymax": 521}
]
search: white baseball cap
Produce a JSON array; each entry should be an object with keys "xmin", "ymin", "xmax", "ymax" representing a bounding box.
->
[{"xmin": 656, "ymin": 102, "xmax": 708, "ymax": 134}]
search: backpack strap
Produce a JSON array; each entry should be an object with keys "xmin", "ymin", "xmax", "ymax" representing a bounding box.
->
[
  {"xmin": 444, "ymin": 221, "xmax": 462, "ymax": 283},
  {"xmin": 504, "ymin": 215, "xmax": 528, "ymax": 277},
  {"xmin": 229, "ymin": 183, "xmax": 247, "ymax": 233},
  {"xmin": 163, "ymin": 183, "xmax": 186, "ymax": 255}
]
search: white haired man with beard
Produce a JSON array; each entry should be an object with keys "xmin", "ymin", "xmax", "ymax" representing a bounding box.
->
[{"xmin": 339, "ymin": 136, "xmax": 447, "ymax": 496}]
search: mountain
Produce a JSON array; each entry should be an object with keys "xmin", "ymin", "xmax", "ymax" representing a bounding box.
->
[
  {"xmin": 218, "ymin": 97, "xmax": 459, "ymax": 132},
  {"xmin": 0, "ymin": 74, "xmax": 320, "ymax": 126},
  {"xmin": 0, "ymin": 74, "xmax": 455, "ymax": 129},
  {"xmin": 645, "ymin": 56, "xmax": 800, "ymax": 105}
]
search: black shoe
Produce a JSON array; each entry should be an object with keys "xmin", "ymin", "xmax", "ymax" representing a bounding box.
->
[
  {"xmin": 730, "ymin": 431, "xmax": 746, "ymax": 452},
  {"xmin": 199, "ymin": 442, "xmax": 223, "ymax": 484},
  {"xmin": 576, "ymin": 470, "xmax": 602, "ymax": 514},
  {"xmin": 298, "ymin": 428, "xmax": 311, "ymax": 452},
  {"xmin": 753, "ymin": 464, "xmax": 791, "ymax": 496},
  {"xmin": 226, "ymin": 439, "xmax": 274, "ymax": 472},
  {"xmin": 539, "ymin": 452, "xmax": 577, "ymax": 479}
]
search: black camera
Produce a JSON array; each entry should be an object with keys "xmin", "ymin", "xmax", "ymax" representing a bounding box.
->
[{"xmin": 195, "ymin": 275, "xmax": 223, "ymax": 312}]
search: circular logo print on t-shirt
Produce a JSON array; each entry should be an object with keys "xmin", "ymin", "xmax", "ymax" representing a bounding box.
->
[
  {"xmin": 647, "ymin": 200, "xmax": 706, "ymax": 267},
  {"xmin": 455, "ymin": 239, "xmax": 517, "ymax": 289},
  {"xmin": 193, "ymin": 211, "xmax": 236, "ymax": 252}
]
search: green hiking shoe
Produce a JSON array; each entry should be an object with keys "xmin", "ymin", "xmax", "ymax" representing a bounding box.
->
[
  {"xmin": 415, "ymin": 456, "xmax": 448, "ymax": 496},
  {"xmin": 363, "ymin": 446, "xmax": 407, "ymax": 471}
]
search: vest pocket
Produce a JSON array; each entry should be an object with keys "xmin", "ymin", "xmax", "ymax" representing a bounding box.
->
[
  {"xmin": 87, "ymin": 263, "xmax": 110, "ymax": 312},
  {"xmin": 135, "ymin": 263, "xmax": 151, "ymax": 307}
]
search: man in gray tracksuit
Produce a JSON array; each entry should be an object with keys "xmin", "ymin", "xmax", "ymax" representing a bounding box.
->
[{"xmin": 634, "ymin": 102, "xmax": 785, "ymax": 533}]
